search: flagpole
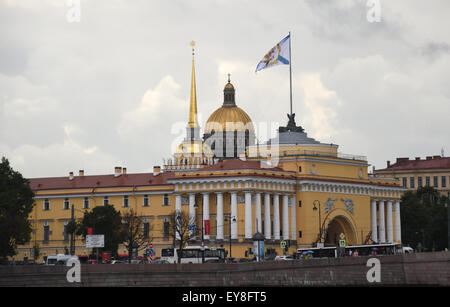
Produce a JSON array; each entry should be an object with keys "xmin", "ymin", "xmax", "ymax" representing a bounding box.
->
[{"xmin": 288, "ymin": 31, "xmax": 293, "ymax": 117}]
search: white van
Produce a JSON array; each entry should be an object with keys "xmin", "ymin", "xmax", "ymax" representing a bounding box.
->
[
  {"xmin": 45, "ymin": 254, "xmax": 78, "ymax": 265},
  {"xmin": 402, "ymin": 246, "xmax": 414, "ymax": 254}
]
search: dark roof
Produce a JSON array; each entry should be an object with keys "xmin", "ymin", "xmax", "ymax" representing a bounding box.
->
[
  {"xmin": 29, "ymin": 172, "xmax": 175, "ymax": 191},
  {"xmin": 377, "ymin": 156, "xmax": 450, "ymax": 172}
]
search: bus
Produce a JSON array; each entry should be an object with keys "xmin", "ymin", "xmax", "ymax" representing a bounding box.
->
[
  {"xmin": 45, "ymin": 254, "xmax": 79, "ymax": 265},
  {"xmin": 161, "ymin": 246, "xmax": 226, "ymax": 264},
  {"xmin": 297, "ymin": 243, "xmax": 403, "ymax": 259}
]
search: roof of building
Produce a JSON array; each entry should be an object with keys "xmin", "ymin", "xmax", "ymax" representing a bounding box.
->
[
  {"xmin": 29, "ymin": 171, "xmax": 175, "ymax": 191},
  {"xmin": 376, "ymin": 156, "xmax": 450, "ymax": 172},
  {"xmin": 197, "ymin": 158, "xmax": 285, "ymax": 172}
]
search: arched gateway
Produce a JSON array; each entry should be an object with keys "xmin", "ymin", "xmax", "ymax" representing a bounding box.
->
[{"xmin": 324, "ymin": 215, "xmax": 357, "ymax": 246}]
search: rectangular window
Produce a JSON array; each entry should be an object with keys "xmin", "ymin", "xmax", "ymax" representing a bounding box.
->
[
  {"xmin": 83, "ymin": 197, "xmax": 90, "ymax": 209},
  {"xmin": 43, "ymin": 225, "xmax": 50, "ymax": 242},
  {"xmin": 298, "ymin": 231, "xmax": 302, "ymax": 238},
  {"xmin": 44, "ymin": 199, "xmax": 50, "ymax": 211},
  {"xmin": 442, "ymin": 176, "xmax": 447, "ymax": 188},
  {"xmin": 433, "ymin": 176, "xmax": 438, "ymax": 188},
  {"xmin": 163, "ymin": 194, "xmax": 169, "ymax": 206},
  {"xmin": 123, "ymin": 195, "xmax": 129, "ymax": 208},
  {"xmin": 298, "ymin": 166, "xmax": 302, "ymax": 173},
  {"xmin": 402, "ymin": 177, "xmax": 407, "ymax": 188},
  {"xmin": 410, "ymin": 177, "xmax": 415, "ymax": 189},
  {"xmin": 63, "ymin": 198, "xmax": 70, "ymax": 210},
  {"xmin": 143, "ymin": 195, "xmax": 149, "ymax": 207},
  {"xmin": 425, "ymin": 176, "xmax": 430, "ymax": 186},
  {"xmin": 298, "ymin": 200, "xmax": 302, "ymax": 207},
  {"xmin": 103, "ymin": 196, "xmax": 109, "ymax": 206},
  {"xmin": 63, "ymin": 223, "xmax": 69, "ymax": 242},
  {"xmin": 163, "ymin": 220, "xmax": 170, "ymax": 237},
  {"xmin": 143, "ymin": 222, "xmax": 149, "ymax": 239},
  {"xmin": 418, "ymin": 176, "xmax": 422, "ymax": 187}
]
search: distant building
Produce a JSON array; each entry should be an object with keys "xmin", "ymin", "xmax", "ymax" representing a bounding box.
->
[{"xmin": 374, "ymin": 156, "xmax": 450, "ymax": 197}]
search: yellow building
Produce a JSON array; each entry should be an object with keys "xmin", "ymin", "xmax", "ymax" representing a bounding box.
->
[
  {"xmin": 374, "ymin": 156, "xmax": 450, "ymax": 197},
  {"xmin": 16, "ymin": 43, "xmax": 404, "ymax": 262}
]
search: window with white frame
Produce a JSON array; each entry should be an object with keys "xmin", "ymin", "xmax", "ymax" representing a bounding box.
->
[
  {"xmin": 83, "ymin": 197, "xmax": 90, "ymax": 209},
  {"xmin": 103, "ymin": 196, "xmax": 109, "ymax": 206},
  {"xmin": 143, "ymin": 195, "xmax": 149, "ymax": 207},
  {"xmin": 123, "ymin": 195, "xmax": 129, "ymax": 208},
  {"xmin": 43, "ymin": 199, "xmax": 50, "ymax": 211},
  {"xmin": 63, "ymin": 198, "xmax": 70, "ymax": 210}
]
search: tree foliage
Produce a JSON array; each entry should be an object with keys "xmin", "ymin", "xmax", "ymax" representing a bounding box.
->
[
  {"xmin": 76, "ymin": 204, "xmax": 124, "ymax": 257},
  {"xmin": 0, "ymin": 157, "xmax": 35, "ymax": 260},
  {"xmin": 401, "ymin": 186, "xmax": 448, "ymax": 251}
]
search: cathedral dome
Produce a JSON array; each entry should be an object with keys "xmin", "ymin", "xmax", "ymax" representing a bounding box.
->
[
  {"xmin": 204, "ymin": 79, "xmax": 254, "ymax": 134},
  {"xmin": 205, "ymin": 105, "xmax": 254, "ymax": 134}
]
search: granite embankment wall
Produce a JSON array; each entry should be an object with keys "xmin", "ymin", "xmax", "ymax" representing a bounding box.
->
[{"xmin": 0, "ymin": 252, "xmax": 448, "ymax": 287}]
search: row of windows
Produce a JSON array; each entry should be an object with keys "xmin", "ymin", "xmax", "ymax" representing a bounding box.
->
[
  {"xmin": 42, "ymin": 194, "xmax": 170, "ymax": 211},
  {"xmin": 402, "ymin": 176, "xmax": 448, "ymax": 189}
]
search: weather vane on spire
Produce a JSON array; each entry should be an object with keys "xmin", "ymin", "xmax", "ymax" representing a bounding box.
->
[{"xmin": 228, "ymin": 73, "xmax": 231, "ymax": 83}]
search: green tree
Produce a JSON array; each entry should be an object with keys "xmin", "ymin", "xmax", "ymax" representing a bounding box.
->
[
  {"xmin": 401, "ymin": 186, "xmax": 448, "ymax": 251},
  {"xmin": 76, "ymin": 204, "xmax": 124, "ymax": 258},
  {"xmin": 0, "ymin": 157, "xmax": 35, "ymax": 261}
]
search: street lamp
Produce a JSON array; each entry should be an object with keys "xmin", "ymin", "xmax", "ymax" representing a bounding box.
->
[
  {"xmin": 225, "ymin": 215, "xmax": 236, "ymax": 259},
  {"xmin": 313, "ymin": 200, "xmax": 322, "ymax": 245}
]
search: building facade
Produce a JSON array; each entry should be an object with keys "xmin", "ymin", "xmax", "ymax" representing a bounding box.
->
[
  {"xmin": 374, "ymin": 156, "xmax": 450, "ymax": 197},
  {"xmin": 15, "ymin": 44, "xmax": 404, "ymax": 262}
]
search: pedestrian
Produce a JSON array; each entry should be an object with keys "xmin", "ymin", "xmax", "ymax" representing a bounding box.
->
[{"xmin": 353, "ymin": 250, "xmax": 359, "ymax": 257}]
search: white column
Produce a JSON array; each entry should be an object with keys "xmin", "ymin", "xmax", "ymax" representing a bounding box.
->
[
  {"xmin": 290, "ymin": 195, "xmax": 296, "ymax": 241},
  {"xmin": 394, "ymin": 200, "xmax": 402, "ymax": 243},
  {"xmin": 282, "ymin": 194, "xmax": 289, "ymax": 240},
  {"xmin": 264, "ymin": 193, "xmax": 271, "ymax": 240},
  {"xmin": 216, "ymin": 192, "xmax": 224, "ymax": 240},
  {"xmin": 386, "ymin": 200, "xmax": 393, "ymax": 243},
  {"xmin": 371, "ymin": 199, "xmax": 378, "ymax": 243},
  {"xmin": 175, "ymin": 194, "xmax": 182, "ymax": 240},
  {"xmin": 202, "ymin": 192, "xmax": 210, "ymax": 240},
  {"xmin": 273, "ymin": 194, "xmax": 280, "ymax": 240},
  {"xmin": 378, "ymin": 200, "xmax": 386, "ymax": 243},
  {"xmin": 230, "ymin": 191, "xmax": 238, "ymax": 240},
  {"xmin": 255, "ymin": 192, "xmax": 262, "ymax": 233},
  {"xmin": 188, "ymin": 193, "xmax": 196, "ymax": 226},
  {"xmin": 244, "ymin": 191, "xmax": 252, "ymax": 239}
]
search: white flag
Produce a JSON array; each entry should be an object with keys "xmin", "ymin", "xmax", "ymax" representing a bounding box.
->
[{"xmin": 256, "ymin": 34, "xmax": 290, "ymax": 72}]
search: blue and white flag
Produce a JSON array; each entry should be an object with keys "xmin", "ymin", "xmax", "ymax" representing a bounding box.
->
[{"xmin": 255, "ymin": 34, "xmax": 290, "ymax": 72}]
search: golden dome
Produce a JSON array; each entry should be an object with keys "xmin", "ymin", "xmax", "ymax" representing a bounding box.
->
[
  {"xmin": 205, "ymin": 106, "xmax": 255, "ymax": 133},
  {"xmin": 225, "ymin": 82, "xmax": 234, "ymax": 89},
  {"xmin": 175, "ymin": 140, "xmax": 213, "ymax": 155}
]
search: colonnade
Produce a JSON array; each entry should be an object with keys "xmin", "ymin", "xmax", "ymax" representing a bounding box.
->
[
  {"xmin": 370, "ymin": 199, "xmax": 401, "ymax": 244},
  {"xmin": 175, "ymin": 192, "xmax": 297, "ymax": 241}
]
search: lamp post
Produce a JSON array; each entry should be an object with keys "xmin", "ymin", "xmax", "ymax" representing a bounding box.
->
[
  {"xmin": 225, "ymin": 215, "xmax": 236, "ymax": 259},
  {"xmin": 313, "ymin": 200, "xmax": 322, "ymax": 245}
]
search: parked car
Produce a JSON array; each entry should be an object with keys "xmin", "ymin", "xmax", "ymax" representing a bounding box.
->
[
  {"xmin": 45, "ymin": 254, "xmax": 78, "ymax": 265},
  {"xmin": 402, "ymin": 246, "xmax": 414, "ymax": 254},
  {"xmin": 274, "ymin": 255, "xmax": 294, "ymax": 261}
]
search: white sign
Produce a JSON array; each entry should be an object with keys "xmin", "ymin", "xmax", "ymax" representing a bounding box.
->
[{"xmin": 86, "ymin": 235, "xmax": 104, "ymax": 248}]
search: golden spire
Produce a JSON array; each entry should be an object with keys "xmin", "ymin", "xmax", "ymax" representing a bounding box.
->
[{"xmin": 188, "ymin": 41, "xmax": 199, "ymax": 128}]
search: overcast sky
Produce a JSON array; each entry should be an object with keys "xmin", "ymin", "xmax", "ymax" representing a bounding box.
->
[{"xmin": 1, "ymin": 0, "xmax": 449, "ymax": 178}]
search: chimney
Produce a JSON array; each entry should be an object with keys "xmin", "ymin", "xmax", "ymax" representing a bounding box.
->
[
  {"xmin": 426, "ymin": 156, "xmax": 432, "ymax": 160},
  {"xmin": 415, "ymin": 157, "xmax": 421, "ymax": 160},
  {"xmin": 433, "ymin": 155, "xmax": 440, "ymax": 159},
  {"xmin": 122, "ymin": 167, "xmax": 127, "ymax": 175},
  {"xmin": 153, "ymin": 166, "xmax": 161, "ymax": 176},
  {"xmin": 387, "ymin": 160, "xmax": 390, "ymax": 168},
  {"xmin": 69, "ymin": 171, "xmax": 74, "ymax": 180},
  {"xmin": 79, "ymin": 170, "xmax": 84, "ymax": 176},
  {"xmin": 114, "ymin": 166, "xmax": 122, "ymax": 177}
]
